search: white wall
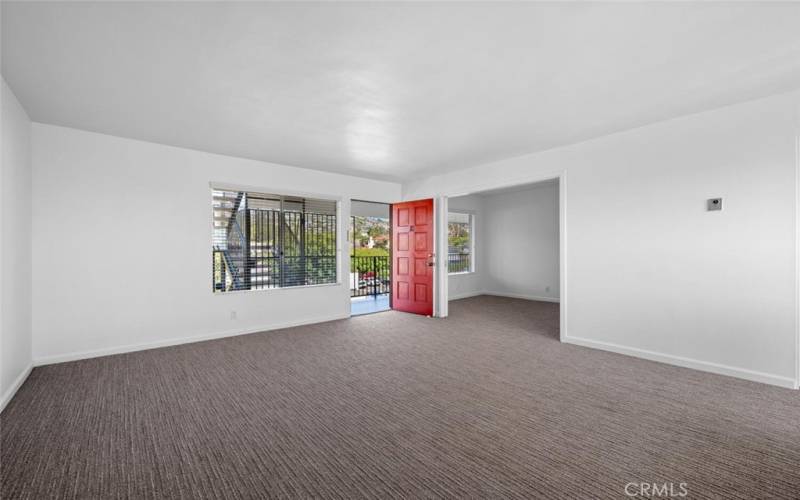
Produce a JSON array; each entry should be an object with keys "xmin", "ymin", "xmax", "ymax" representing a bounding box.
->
[
  {"xmin": 1, "ymin": 78, "xmax": 33, "ymax": 410},
  {"xmin": 32, "ymin": 124, "xmax": 401, "ymax": 363},
  {"xmin": 405, "ymin": 91, "xmax": 800, "ymax": 389},
  {"xmin": 447, "ymin": 194, "xmax": 485, "ymax": 300},
  {"xmin": 482, "ymin": 182, "xmax": 559, "ymax": 302}
]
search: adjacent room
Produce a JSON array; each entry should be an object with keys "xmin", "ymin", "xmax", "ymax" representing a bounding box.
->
[
  {"xmin": 2, "ymin": 2, "xmax": 799, "ymax": 499},
  {"xmin": 448, "ymin": 180, "xmax": 561, "ymax": 306}
]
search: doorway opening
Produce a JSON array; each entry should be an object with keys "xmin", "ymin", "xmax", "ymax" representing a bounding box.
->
[
  {"xmin": 446, "ymin": 179, "xmax": 561, "ymax": 332},
  {"xmin": 350, "ymin": 200, "xmax": 391, "ymax": 315}
]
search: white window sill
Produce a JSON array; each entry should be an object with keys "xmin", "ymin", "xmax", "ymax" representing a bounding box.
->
[
  {"xmin": 448, "ymin": 271, "xmax": 475, "ymax": 276},
  {"xmin": 213, "ymin": 282, "xmax": 342, "ymax": 296}
]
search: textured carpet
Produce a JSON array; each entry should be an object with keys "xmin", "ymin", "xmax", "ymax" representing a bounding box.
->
[{"xmin": 2, "ymin": 296, "xmax": 799, "ymax": 499}]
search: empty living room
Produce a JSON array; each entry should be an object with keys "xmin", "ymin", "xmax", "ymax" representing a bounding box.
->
[{"xmin": 2, "ymin": 2, "xmax": 800, "ymax": 498}]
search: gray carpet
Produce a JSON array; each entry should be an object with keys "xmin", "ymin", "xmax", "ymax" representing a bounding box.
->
[{"xmin": 2, "ymin": 296, "xmax": 799, "ymax": 499}]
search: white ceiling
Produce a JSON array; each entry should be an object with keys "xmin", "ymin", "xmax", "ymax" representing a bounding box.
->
[{"xmin": 4, "ymin": 2, "xmax": 800, "ymax": 182}]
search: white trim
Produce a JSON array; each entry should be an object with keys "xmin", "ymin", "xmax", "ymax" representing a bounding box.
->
[
  {"xmin": 337, "ymin": 199, "xmax": 344, "ymax": 298},
  {"xmin": 34, "ymin": 313, "xmax": 350, "ymax": 367},
  {"xmin": 795, "ymin": 112, "xmax": 800, "ymax": 389},
  {"xmin": 343, "ymin": 198, "xmax": 352, "ymax": 317},
  {"xmin": 448, "ymin": 290, "xmax": 560, "ymax": 303},
  {"xmin": 448, "ymin": 290, "xmax": 486, "ymax": 301},
  {"xmin": 483, "ymin": 291, "xmax": 560, "ymax": 303},
  {"xmin": 213, "ymin": 282, "xmax": 343, "ymax": 296},
  {"xmin": 563, "ymin": 335, "xmax": 797, "ymax": 390},
  {"xmin": 0, "ymin": 364, "xmax": 33, "ymax": 413},
  {"xmin": 559, "ymin": 171, "xmax": 567, "ymax": 342},
  {"xmin": 434, "ymin": 196, "xmax": 449, "ymax": 318}
]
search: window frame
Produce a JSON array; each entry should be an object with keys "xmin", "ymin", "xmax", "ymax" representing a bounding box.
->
[
  {"xmin": 447, "ymin": 211, "xmax": 475, "ymax": 275},
  {"xmin": 210, "ymin": 183, "xmax": 342, "ymax": 295}
]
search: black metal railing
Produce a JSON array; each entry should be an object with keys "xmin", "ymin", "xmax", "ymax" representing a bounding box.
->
[
  {"xmin": 351, "ymin": 256, "xmax": 390, "ymax": 298},
  {"xmin": 448, "ymin": 253, "xmax": 470, "ymax": 273},
  {"xmin": 214, "ymin": 252, "xmax": 337, "ymax": 291}
]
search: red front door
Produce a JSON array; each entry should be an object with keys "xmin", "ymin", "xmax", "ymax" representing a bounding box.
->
[{"xmin": 391, "ymin": 199, "xmax": 434, "ymax": 316}]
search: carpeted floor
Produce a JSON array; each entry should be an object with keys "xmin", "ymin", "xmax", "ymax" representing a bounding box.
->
[{"xmin": 2, "ymin": 296, "xmax": 799, "ymax": 499}]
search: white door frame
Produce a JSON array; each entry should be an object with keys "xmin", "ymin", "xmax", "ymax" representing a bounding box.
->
[
  {"xmin": 346, "ymin": 198, "xmax": 394, "ymax": 317},
  {"xmin": 434, "ymin": 196, "xmax": 449, "ymax": 318},
  {"xmin": 791, "ymin": 119, "xmax": 800, "ymax": 389}
]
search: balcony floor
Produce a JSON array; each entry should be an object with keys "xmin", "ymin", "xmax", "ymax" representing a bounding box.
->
[{"xmin": 350, "ymin": 293, "xmax": 390, "ymax": 316}]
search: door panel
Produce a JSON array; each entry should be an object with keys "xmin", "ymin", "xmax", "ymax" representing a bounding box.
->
[{"xmin": 391, "ymin": 199, "xmax": 434, "ymax": 316}]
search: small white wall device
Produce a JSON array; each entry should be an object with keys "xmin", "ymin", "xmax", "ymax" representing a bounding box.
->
[{"xmin": 707, "ymin": 198, "xmax": 722, "ymax": 211}]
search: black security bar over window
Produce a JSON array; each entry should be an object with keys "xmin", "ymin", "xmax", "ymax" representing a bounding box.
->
[
  {"xmin": 212, "ymin": 190, "xmax": 337, "ymax": 292},
  {"xmin": 447, "ymin": 253, "xmax": 470, "ymax": 273}
]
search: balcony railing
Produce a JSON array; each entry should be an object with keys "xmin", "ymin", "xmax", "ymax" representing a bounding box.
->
[
  {"xmin": 351, "ymin": 255, "xmax": 390, "ymax": 298},
  {"xmin": 349, "ymin": 253, "xmax": 471, "ymax": 298}
]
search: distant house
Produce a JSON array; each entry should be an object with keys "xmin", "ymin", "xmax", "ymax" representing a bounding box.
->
[{"xmin": 372, "ymin": 234, "xmax": 389, "ymax": 248}]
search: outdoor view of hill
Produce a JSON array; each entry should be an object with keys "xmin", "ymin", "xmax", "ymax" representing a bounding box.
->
[{"xmin": 350, "ymin": 216, "xmax": 389, "ymax": 256}]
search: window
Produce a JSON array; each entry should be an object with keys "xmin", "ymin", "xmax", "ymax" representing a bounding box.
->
[
  {"xmin": 212, "ymin": 189, "xmax": 337, "ymax": 292},
  {"xmin": 448, "ymin": 212, "xmax": 473, "ymax": 274}
]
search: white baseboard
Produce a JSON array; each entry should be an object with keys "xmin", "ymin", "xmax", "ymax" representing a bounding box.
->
[
  {"xmin": 34, "ymin": 313, "xmax": 350, "ymax": 367},
  {"xmin": 483, "ymin": 291, "xmax": 560, "ymax": 303},
  {"xmin": 448, "ymin": 290, "xmax": 486, "ymax": 301},
  {"xmin": 0, "ymin": 363, "xmax": 33, "ymax": 413},
  {"xmin": 449, "ymin": 290, "xmax": 561, "ymax": 303},
  {"xmin": 563, "ymin": 335, "xmax": 798, "ymax": 390}
]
